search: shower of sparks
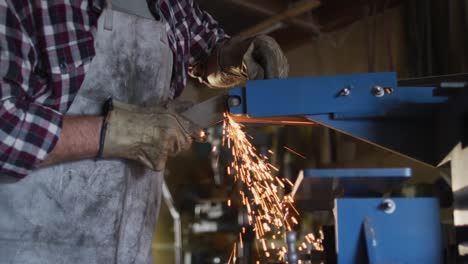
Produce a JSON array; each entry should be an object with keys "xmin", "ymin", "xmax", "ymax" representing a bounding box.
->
[{"xmin": 223, "ymin": 113, "xmax": 301, "ymax": 263}]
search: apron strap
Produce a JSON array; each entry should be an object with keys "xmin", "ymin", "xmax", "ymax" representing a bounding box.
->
[{"xmin": 104, "ymin": 0, "xmax": 113, "ymax": 31}]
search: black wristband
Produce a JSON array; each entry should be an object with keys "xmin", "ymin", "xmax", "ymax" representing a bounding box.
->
[{"xmin": 95, "ymin": 98, "xmax": 113, "ymax": 160}]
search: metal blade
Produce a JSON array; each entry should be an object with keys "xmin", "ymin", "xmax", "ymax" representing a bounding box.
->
[{"xmin": 181, "ymin": 95, "xmax": 227, "ymax": 128}]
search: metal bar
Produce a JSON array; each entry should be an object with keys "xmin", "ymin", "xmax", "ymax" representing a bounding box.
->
[
  {"xmin": 303, "ymin": 168, "xmax": 412, "ymax": 178},
  {"xmin": 238, "ymin": 0, "xmax": 321, "ymax": 37},
  {"xmin": 230, "ymin": 72, "xmax": 445, "ymax": 118},
  {"xmin": 229, "ymin": 72, "xmax": 402, "ymax": 117},
  {"xmin": 286, "ymin": 232, "xmax": 298, "ymax": 264},
  {"xmin": 302, "ymin": 168, "xmax": 411, "ymax": 196},
  {"xmin": 162, "ymin": 181, "xmax": 182, "ymax": 264},
  {"xmin": 230, "ymin": 115, "xmax": 315, "ymax": 125}
]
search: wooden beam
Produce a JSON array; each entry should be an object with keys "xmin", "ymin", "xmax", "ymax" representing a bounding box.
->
[
  {"xmin": 315, "ymin": 0, "xmax": 403, "ymax": 33},
  {"xmin": 226, "ymin": 0, "xmax": 321, "ymax": 36},
  {"xmin": 238, "ymin": 0, "xmax": 321, "ymax": 37}
]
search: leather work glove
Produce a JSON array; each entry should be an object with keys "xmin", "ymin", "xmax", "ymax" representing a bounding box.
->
[
  {"xmin": 101, "ymin": 100, "xmax": 205, "ymax": 171},
  {"xmin": 190, "ymin": 35, "xmax": 289, "ymax": 88}
]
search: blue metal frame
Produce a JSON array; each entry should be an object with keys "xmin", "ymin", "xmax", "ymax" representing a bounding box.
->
[
  {"xmin": 228, "ymin": 72, "xmax": 449, "ymax": 166},
  {"xmin": 336, "ymin": 198, "xmax": 442, "ymax": 264}
]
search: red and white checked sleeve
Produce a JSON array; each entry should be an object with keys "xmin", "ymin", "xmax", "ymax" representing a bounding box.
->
[
  {"xmin": 0, "ymin": 81, "xmax": 63, "ymax": 178},
  {"xmin": 0, "ymin": 1, "xmax": 99, "ymax": 178}
]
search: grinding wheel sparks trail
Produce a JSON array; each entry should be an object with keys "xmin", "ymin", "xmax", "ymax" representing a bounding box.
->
[{"xmin": 223, "ymin": 113, "xmax": 299, "ymax": 263}]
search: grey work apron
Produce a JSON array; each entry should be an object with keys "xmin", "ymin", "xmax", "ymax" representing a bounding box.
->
[{"xmin": 0, "ymin": 7, "xmax": 173, "ymax": 264}]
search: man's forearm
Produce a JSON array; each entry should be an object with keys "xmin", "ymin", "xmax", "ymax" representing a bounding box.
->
[{"xmin": 40, "ymin": 116, "xmax": 103, "ymax": 167}]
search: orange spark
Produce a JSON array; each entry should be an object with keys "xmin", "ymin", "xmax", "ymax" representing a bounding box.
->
[
  {"xmin": 261, "ymin": 239, "xmax": 267, "ymax": 252},
  {"xmin": 283, "ymin": 146, "xmax": 307, "ymax": 159},
  {"xmin": 271, "ymin": 242, "xmax": 276, "ymax": 250}
]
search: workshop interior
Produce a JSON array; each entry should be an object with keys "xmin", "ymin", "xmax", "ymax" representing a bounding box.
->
[
  {"xmin": 148, "ymin": 0, "xmax": 468, "ymax": 263},
  {"xmin": 2, "ymin": 0, "xmax": 468, "ymax": 263}
]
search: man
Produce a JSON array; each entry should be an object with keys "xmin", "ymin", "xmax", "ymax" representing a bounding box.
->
[{"xmin": 0, "ymin": 0, "xmax": 288, "ymax": 263}]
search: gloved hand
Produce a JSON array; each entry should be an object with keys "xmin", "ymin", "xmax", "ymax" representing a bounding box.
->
[
  {"xmin": 101, "ymin": 100, "xmax": 205, "ymax": 171},
  {"xmin": 191, "ymin": 35, "xmax": 289, "ymax": 88}
]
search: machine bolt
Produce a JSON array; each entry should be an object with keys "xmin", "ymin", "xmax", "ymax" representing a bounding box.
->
[
  {"xmin": 339, "ymin": 87, "xmax": 351, "ymax": 96},
  {"xmin": 227, "ymin": 96, "xmax": 241, "ymax": 107},
  {"xmin": 380, "ymin": 199, "xmax": 396, "ymax": 214},
  {"xmin": 372, "ymin": 85, "xmax": 385, "ymax": 97},
  {"xmin": 384, "ymin": 87, "xmax": 394, "ymax": 95}
]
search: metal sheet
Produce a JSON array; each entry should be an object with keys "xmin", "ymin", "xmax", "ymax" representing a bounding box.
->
[
  {"xmin": 309, "ymin": 113, "xmax": 440, "ymax": 166},
  {"xmin": 181, "ymin": 95, "xmax": 226, "ymax": 128}
]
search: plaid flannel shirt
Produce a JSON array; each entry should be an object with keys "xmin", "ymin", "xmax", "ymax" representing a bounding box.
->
[{"xmin": 0, "ymin": 0, "xmax": 227, "ymax": 178}]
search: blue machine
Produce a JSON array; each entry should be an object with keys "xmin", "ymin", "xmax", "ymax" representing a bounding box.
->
[
  {"xmin": 227, "ymin": 72, "xmax": 468, "ymax": 263},
  {"xmin": 304, "ymin": 168, "xmax": 442, "ymax": 263}
]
